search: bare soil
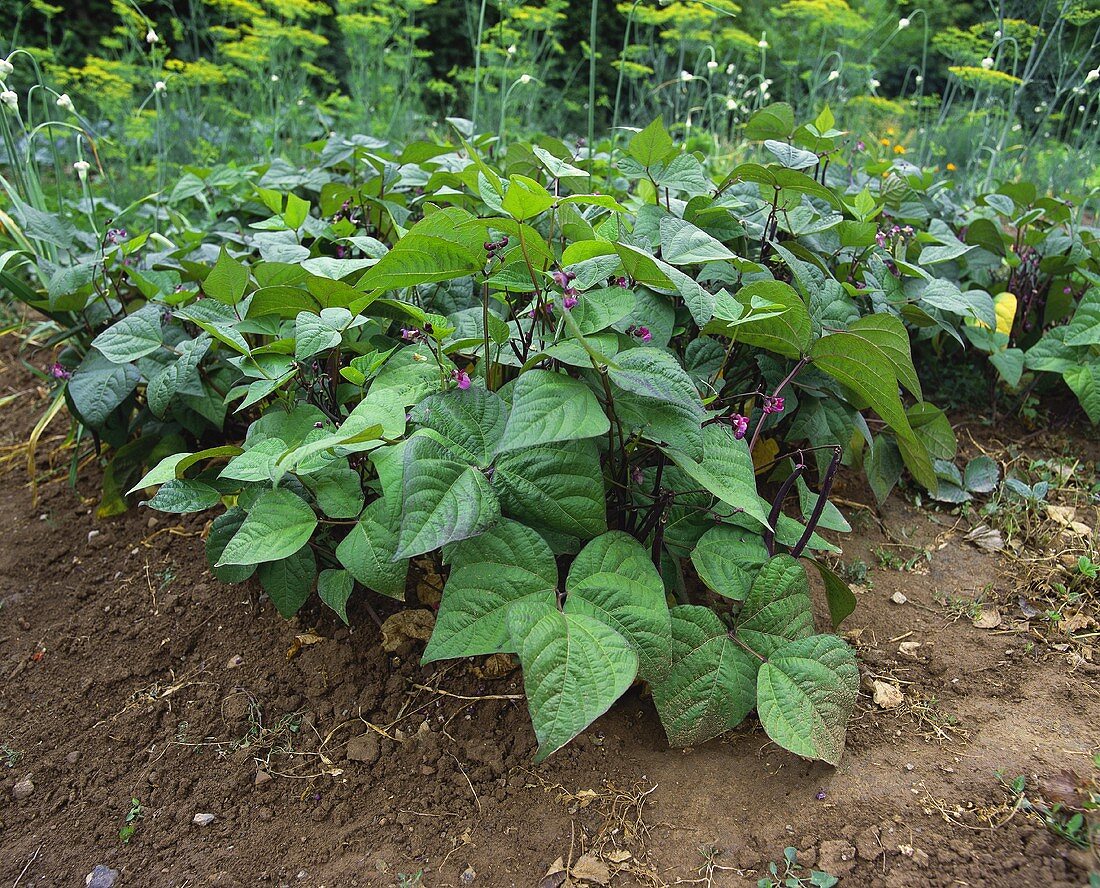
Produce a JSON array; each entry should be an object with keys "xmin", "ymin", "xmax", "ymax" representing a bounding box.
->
[{"xmin": 0, "ymin": 339, "xmax": 1098, "ymax": 888}]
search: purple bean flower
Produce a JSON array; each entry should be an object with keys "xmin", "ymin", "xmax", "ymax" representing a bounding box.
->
[
  {"xmin": 563, "ymin": 295, "xmax": 579, "ymax": 310},
  {"xmin": 763, "ymin": 395, "xmax": 785, "ymax": 415},
  {"xmin": 49, "ymin": 362, "xmax": 72, "ymax": 380},
  {"xmin": 452, "ymin": 369, "xmax": 471, "ymax": 390},
  {"xmin": 634, "ymin": 326, "xmax": 652, "ymax": 343},
  {"xmin": 731, "ymin": 414, "xmax": 749, "ymax": 439},
  {"xmin": 631, "ymin": 466, "xmax": 644, "ymax": 485}
]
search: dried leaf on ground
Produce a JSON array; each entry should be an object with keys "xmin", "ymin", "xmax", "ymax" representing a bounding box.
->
[
  {"xmin": 286, "ymin": 630, "xmax": 325, "ymax": 660},
  {"xmin": 965, "ymin": 524, "xmax": 1004, "ymax": 552},
  {"xmin": 380, "ymin": 609, "xmax": 435, "ymax": 651},
  {"xmin": 872, "ymin": 680, "xmax": 904, "ymax": 709},
  {"xmin": 571, "ymin": 853, "xmax": 611, "ymax": 885},
  {"xmin": 972, "ymin": 606, "xmax": 1002, "ymax": 630}
]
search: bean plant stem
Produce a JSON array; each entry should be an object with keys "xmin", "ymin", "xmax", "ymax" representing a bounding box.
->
[{"xmin": 748, "ymin": 356, "xmax": 808, "ymax": 454}]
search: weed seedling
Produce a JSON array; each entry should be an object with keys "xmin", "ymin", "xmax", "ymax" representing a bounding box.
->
[
  {"xmin": 759, "ymin": 847, "xmax": 838, "ymax": 888},
  {"xmin": 120, "ymin": 797, "xmax": 143, "ymax": 843}
]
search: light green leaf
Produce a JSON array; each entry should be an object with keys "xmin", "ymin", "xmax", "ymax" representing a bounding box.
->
[
  {"xmin": 690, "ymin": 525, "xmax": 769, "ymax": 601},
  {"xmin": 424, "ymin": 520, "xmax": 557, "ymax": 662},
  {"xmin": 145, "ymin": 478, "xmax": 221, "ymax": 513},
  {"xmin": 705, "ymin": 282, "xmax": 810, "ymax": 359},
  {"xmin": 1064, "ymin": 364, "xmax": 1100, "ymax": 424},
  {"xmin": 659, "ymin": 216, "xmax": 736, "ymax": 265},
  {"xmin": 205, "ymin": 508, "xmax": 256, "ymax": 584},
  {"xmin": 216, "ymin": 488, "xmax": 318, "ymax": 566},
  {"xmin": 628, "ymin": 117, "xmax": 674, "ymax": 167},
  {"xmin": 650, "ymin": 605, "xmax": 759, "ymax": 747},
  {"xmin": 317, "ymin": 568, "xmax": 354, "ymax": 624},
  {"xmin": 356, "ymin": 208, "xmax": 485, "ymax": 290},
  {"xmin": 735, "ymin": 555, "xmax": 814, "ymax": 658},
  {"xmin": 395, "ymin": 432, "xmax": 500, "ymax": 559},
  {"xmin": 756, "ymin": 635, "xmax": 859, "ymax": 765},
  {"xmin": 204, "ymin": 246, "xmax": 250, "ymax": 305},
  {"xmin": 666, "ymin": 425, "xmax": 771, "ymax": 529},
  {"xmin": 848, "ymin": 314, "xmax": 921, "ymax": 400},
  {"xmin": 257, "ymin": 546, "xmax": 317, "ymax": 618},
  {"xmin": 493, "ymin": 439, "xmax": 607, "ymax": 540},
  {"xmin": 808, "ymin": 559, "xmax": 857, "ymax": 628},
  {"xmin": 564, "ymin": 531, "xmax": 671, "ymax": 681},
  {"xmin": 91, "ymin": 304, "xmax": 164, "ymax": 363},
  {"xmin": 147, "ymin": 335, "xmax": 211, "ymax": 418},
  {"xmin": 810, "ymin": 332, "xmax": 917, "ymax": 445},
  {"xmin": 294, "ymin": 311, "xmax": 343, "ymax": 360},
  {"xmin": 336, "ymin": 498, "xmax": 408, "ymax": 599},
  {"xmin": 68, "ymin": 350, "xmax": 141, "ymax": 427},
  {"xmin": 502, "ymin": 174, "xmax": 556, "ymax": 221},
  {"xmin": 507, "ymin": 601, "xmax": 638, "ymax": 762},
  {"xmin": 495, "ymin": 369, "xmax": 609, "ymax": 454}
]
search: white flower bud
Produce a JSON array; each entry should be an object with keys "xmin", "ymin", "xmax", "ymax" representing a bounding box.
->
[
  {"xmin": 981, "ymin": 57, "xmax": 994, "ymax": 70},
  {"xmin": 507, "ymin": 44, "xmax": 516, "ymax": 56},
  {"xmin": 914, "ymin": 75, "xmax": 923, "ymax": 84},
  {"xmin": 897, "ymin": 17, "xmax": 910, "ymax": 29},
  {"xmin": 270, "ymin": 74, "xmax": 279, "ymax": 82},
  {"xmin": 154, "ymin": 80, "xmax": 166, "ymax": 92},
  {"xmin": 706, "ymin": 60, "xmax": 718, "ymax": 71},
  {"xmin": 146, "ymin": 28, "xmax": 158, "ymax": 44},
  {"xmin": 519, "ymin": 73, "xmax": 531, "ymax": 84},
  {"xmin": 726, "ymin": 97, "xmax": 736, "ymax": 110},
  {"xmin": 74, "ymin": 159, "xmax": 90, "ymax": 178},
  {"xmin": 757, "ymin": 37, "xmax": 768, "ymax": 49},
  {"xmin": 56, "ymin": 93, "xmax": 74, "ymax": 112},
  {"xmin": 994, "ymin": 30, "xmax": 1002, "ymax": 39},
  {"xmin": 680, "ymin": 70, "xmax": 693, "ymax": 82},
  {"xmin": 827, "ymin": 70, "xmax": 840, "ymax": 82},
  {"xmin": 726, "ymin": 63, "xmax": 735, "ymax": 75},
  {"xmin": 1086, "ymin": 68, "xmax": 1099, "ymax": 84},
  {"xmin": 870, "ymin": 78, "xmax": 880, "ymax": 89},
  {"xmin": 0, "ymin": 59, "xmax": 13, "ymax": 78},
  {"xmin": 0, "ymin": 89, "xmax": 17, "ymax": 109}
]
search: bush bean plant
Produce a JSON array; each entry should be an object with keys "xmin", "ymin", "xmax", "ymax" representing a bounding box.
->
[{"xmin": 2, "ymin": 100, "xmax": 1098, "ymax": 764}]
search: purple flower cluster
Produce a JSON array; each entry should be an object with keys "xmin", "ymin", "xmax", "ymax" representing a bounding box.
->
[
  {"xmin": 875, "ymin": 224, "xmax": 914, "ymax": 249},
  {"xmin": 400, "ymin": 327, "xmax": 423, "ymax": 342},
  {"xmin": 550, "ymin": 269, "xmax": 581, "ymax": 310},
  {"xmin": 763, "ymin": 395, "xmax": 785, "ymax": 415},
  {"xmin": 626, "ymin": 324, "xmax": 652, "ymax": 343},
  {"xmin": 331, "ymin": 199, "xmax": 362, "ymax": 226},
  {"xmin": 49, "ymin": 362, "xmax": 72, "ymax": 381},
  {"xmin": 729, "ymin": 413, "xmax": 749, "ymax": 439},
  {"xmin": 452, "ymin": 369, "xmax": 471, "ymax": 390},
  {"xmin": 104, "ymin": 228, "xmax": 127, "ymax": 245}
]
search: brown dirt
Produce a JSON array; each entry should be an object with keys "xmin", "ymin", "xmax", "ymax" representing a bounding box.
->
[{"xmin": 0, "ymin": 338, "xmax": 1098, "ymax": 888}]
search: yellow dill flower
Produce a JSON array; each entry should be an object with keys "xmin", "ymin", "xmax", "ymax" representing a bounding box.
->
[
  {"xmin": 893, "ymin": 144, "xmax": 905, "ymax": 154},
  {"xmin": 879, "ymin": 137, "xmax": 890, "ymax": 146},
  {"xmin": 946, "ymin": 162, "xmax": 957, "ymax": 171}
]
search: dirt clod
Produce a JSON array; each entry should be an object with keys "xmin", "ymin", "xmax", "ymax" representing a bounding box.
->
[
  {"xmin": 346, "ymin": 732, "xmax": 381, "ymax": 764},
  {"xmin": 818, "ymin": 839, "xmax": 857, "ymax": 874},
  {"xmin": 12, "ymin": 776, "xmax": 33, "ymax": 800}
]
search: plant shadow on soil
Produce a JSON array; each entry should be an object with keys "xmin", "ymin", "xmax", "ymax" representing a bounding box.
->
[{"xmin": 0, "ymin": 340, "xmax": 1097, "ymax": 888}]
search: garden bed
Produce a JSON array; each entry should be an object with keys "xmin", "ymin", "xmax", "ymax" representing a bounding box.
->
[{"xmin": 1, "ymin": 340, "xmax": 1096, "ymax": 886}]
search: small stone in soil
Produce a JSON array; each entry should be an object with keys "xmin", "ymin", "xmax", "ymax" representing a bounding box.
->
[
  {"xmin": 255, "ymin": 769, "xmax": 272, "ymax": 786},
  {"xmin": 85, "ymin": 864, "xmax": 119, "ymax": 888},
  {"xmin": 66, "ymin": 750, "xmax": 80, "ymax": 765},
  {"xmin": 891, "ymin": 591, "xmax": 908, "ymax": 605},
  {"xmin": 226, "ymin": 654, "xmax": 244, "ymax": 669},
  {"xmin": 12, "ymin": 776, "xmax": 34, "ymax": 800},
  {"xmin": 193, "ymin": 813, "xmax": 215, "ymax": 826}
]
